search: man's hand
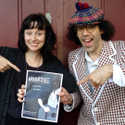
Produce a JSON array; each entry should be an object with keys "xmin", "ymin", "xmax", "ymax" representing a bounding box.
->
[
  {"xmin": 59, "ymin": 87, "xmax": 73, "ymax": 105},
  {"xmin": 17, "ymin": 84, "xmax": 25, "ymax": 103},
  {"xmin": 0, "ymin": 56, "xmax": 20, "ymax": 72},
  {"xmin": 78, "ymin": 64, "xmax": 113, "ymax": 88}
]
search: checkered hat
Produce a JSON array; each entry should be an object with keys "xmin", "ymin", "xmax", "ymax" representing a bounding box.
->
[{"xmin": 69, "ymin": 2, "xmax": 104, "ymax": 24}]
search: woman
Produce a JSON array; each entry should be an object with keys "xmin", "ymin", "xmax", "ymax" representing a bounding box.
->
[{"xmin": 0, "ymin": 13, "xmax": 77, "ymax": 125}]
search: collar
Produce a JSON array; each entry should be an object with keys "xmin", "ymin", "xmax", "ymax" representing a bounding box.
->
[{"xmin": 85, "ymin": 52, "xmax": 99, "ymax": 65}]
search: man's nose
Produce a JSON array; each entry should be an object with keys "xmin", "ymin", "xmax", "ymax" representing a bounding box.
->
[{"xmin": 82, "ymin": 28, "xmax": 90, "ymax": 35}]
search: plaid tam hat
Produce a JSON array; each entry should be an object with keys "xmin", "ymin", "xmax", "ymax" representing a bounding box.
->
[{"xmin": 69, "ymin": 2, "xmax": 104, "ymax": 24}]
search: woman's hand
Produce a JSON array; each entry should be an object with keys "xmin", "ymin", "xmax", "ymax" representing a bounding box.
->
[
  {"xmin": 17, "ymin": 84, "xmax": 25, "ymax": 103},
  {"xmin": 0, "ymin": 56, "xmax": 20, "ymax": 72}
]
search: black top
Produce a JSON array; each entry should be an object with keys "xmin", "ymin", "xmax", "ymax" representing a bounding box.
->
[{"xmin": 0, "ymin": 49, "xmax": 77, "ymax": 125}]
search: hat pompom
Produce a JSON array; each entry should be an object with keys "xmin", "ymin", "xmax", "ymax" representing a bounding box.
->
[{"xmin": 75, "ymin": 2, "xmax": 89, "ymax": 11}]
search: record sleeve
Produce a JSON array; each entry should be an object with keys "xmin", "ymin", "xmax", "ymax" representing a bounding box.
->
[{"xmin": 21, "ymin": 70, "xmax": 63, "ymax": 123}]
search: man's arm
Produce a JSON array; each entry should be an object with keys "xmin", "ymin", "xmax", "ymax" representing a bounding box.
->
[
  {"xmin": 78, "ymin": 41, "xmax": 125, "ymax": 87},
  {"xmin": 59, "ymin": 87, "xmax": 81, "ymax": 112},
  {"xmin": 78, "ymin": 64, "xmax": 113, "ymax": 88}
]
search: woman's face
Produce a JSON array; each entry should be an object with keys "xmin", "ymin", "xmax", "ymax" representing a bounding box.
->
[{"xmin": 24, "ymin": 28, "xmax": 46, "ymax": 53}]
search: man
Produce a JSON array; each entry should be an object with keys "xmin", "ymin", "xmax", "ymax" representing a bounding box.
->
[{"xmin": 60, "ymin": 1, "xmax": 125, "ymax": 125}]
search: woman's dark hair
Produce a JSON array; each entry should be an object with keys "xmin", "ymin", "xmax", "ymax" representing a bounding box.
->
[
  {"xmin": 18, "ymin": 13, "xmax": 56, "ymax": 58},
  {"xmin": 67, "ymin": 20, "xmax": 115, "ymax": 45}
]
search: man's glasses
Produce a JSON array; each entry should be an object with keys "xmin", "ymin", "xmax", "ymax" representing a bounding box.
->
[{"xmin": 77, "ymin": 24, "xmax": 98, "ymax": 33}]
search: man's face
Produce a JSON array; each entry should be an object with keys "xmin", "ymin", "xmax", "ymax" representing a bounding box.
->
[{"xmin": 77, "ymin": 24, "xmax": 103, "ymax": 55}]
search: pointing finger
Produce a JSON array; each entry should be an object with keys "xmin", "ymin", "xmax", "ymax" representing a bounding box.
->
[{"xmin": 8, "ymin": 61, "xmax": 20, "ymax": 72}]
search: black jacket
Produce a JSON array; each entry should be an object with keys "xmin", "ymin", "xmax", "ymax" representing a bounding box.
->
[{"xmin": 0, "ymin": 47, "xmax": 77, "ymax": 125}]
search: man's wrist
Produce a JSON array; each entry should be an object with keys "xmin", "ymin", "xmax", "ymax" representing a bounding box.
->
[{"xmin": 64, "ymin": 94, "xmax": 74, "ymax": 112}]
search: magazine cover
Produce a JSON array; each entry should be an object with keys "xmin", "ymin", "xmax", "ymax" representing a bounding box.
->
[{"xmin": 21, "ymin": 70, "xmax": 63, "ymax": 123}]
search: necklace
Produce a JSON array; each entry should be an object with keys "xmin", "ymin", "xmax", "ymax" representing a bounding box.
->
[{"xmin": 25, "ymin": 53, "xmax": 43, "ymax": 68}]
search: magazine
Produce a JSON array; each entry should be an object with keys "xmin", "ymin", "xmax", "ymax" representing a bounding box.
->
[{"xmin": 21, "ymin": 70, "xmax": 63, "ymax": 123}]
